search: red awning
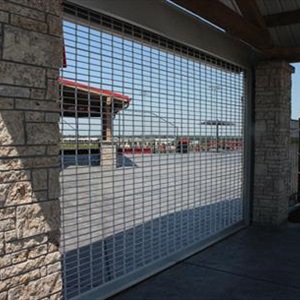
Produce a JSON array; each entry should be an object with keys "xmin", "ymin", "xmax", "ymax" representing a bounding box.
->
[
  {"xmin": 59, "ymin": 78, "xmax": 131, "ymax": 118},
  {"xmin": 58, "ymin": 78, "xmax": 131, "ymax": 102}
]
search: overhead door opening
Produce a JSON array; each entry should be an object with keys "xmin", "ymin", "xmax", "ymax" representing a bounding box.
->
[{"xmin": 59, "ymin": 4, "xmax": 248, "ymax": 299}]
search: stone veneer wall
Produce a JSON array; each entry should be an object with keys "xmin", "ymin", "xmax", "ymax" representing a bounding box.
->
[
  {"xmin": 253, "ymin": 61, "xmax": 293, "ymax": 225},
  {"xmin": 0, "ymin": 1, "xmax": 63, "ymax": 299}
]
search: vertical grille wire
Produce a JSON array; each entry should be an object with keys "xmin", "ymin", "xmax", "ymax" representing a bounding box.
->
[{"xmin": 60, "ymin": 4, "xmax": 246, "ymax": 299}]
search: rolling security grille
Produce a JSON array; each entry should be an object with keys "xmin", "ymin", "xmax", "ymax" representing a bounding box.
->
[{"xmin": 60, "ymin": 3, "xmax": 247, "ymax": 299}]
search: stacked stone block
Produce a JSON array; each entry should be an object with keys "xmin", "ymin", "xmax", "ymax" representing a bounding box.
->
[
  {"xmin": 254, "ymin": 61, "xmax": 293, "ymax": 225},
  {"xmin": 101, "ymin": 142, "xmax": 117, "ymax": 168},
  {"xmin": 0, "ymin": 1, "xmax": 63, "ymax": 299}
]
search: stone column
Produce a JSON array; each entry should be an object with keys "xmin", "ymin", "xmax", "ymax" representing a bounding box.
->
[
  {"xmin": 101, "ymin": 142, "xmax": 117, "ymax": 168},
  {"xmin": 0, "ymin": 1, "xmax": 63, "ymax": 299},
  {"xmin": 253, "ymin": 61, "xmax": 293, "ymax": 225},
  {"xmin": 102, "ymin": 96, "xmax": 113, "ymax": 142},
  {"xmin": 101, "ymin": 96, "xmax": 116, "ymax": 167}
]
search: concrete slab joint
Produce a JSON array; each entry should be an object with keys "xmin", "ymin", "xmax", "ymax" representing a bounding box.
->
[
  {"xmin": 0, "ymin": 1, "xmax": 63, "ymax": 299},
  {"xmin": 254, "ymin": 60, "xmax": 293, "ymax": 226}
]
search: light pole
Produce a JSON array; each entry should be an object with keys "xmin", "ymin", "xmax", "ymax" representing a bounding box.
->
[
  {"xmin": 130, "ymin": 90, "xmax": 179, "ymax": 138},
  {"xmin": 150, "ymin": 112, "xmax": 179, "ymax": 138},
  {"xmin": 200, "ymin": 120, "xmax": 235, "ymax": 152},
  {"xmin": 134, "ymin": 109, "xmax": 179, "ymax": 153},
  {"xmin": 116, "ymin": 108, "xmax": 179, "ymax": 153},
  {"xmin": 127, "ymin": 108, "xmax": 179, "ymax": 137}
]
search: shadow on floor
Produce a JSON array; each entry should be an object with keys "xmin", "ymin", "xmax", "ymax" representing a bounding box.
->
[
  {"xmin": 111, "ymin": 222, "xmax": 300, "ymax": 300},
  {"xmin": 61, "ymin": 198, "xmax": 242, "ymax": 299},
  {"xmin": 116, "ymin": 154, "xmax": 138, "ymax": 168},
  {"xmin": 60, "ymin": 153, "xmax": 137, "ymax": 168},
  {"xmin": 288, "ymin": 206, "xmax": 300, "ymax": 222}
]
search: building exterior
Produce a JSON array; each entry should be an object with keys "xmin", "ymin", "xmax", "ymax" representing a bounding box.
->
[{"xmin": 0, "ymin": 1, "xmax": 299, "ymax": 299}]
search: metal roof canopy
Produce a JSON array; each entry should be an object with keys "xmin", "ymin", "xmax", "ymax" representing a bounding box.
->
[
  {"xmin": 66, "ymin": 0, "xmax": 300, "ymax": 65},
  {"xmin": 59, "ymin": 78, "xmax": 131, "ymax": 118},
  {"xmin": 173, "ymin": 0, "xmax": 300, "ymax": 62},
  {"xmin": 67, "ymin": 0, "xmax": 257, "ymax": 69}
]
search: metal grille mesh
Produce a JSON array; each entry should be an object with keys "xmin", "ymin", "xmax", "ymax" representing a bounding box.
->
[{"xmin": 60, "ymin": 4, "xmax": 246, "ymax": 299}]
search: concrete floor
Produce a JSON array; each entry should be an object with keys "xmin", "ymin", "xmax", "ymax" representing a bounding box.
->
[{"xmin": 111, "ymin": 223, "xmax": 300, "ymax": 300}]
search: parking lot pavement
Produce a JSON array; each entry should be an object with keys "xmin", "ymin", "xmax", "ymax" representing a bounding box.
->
[
  {"xmin": 60, "ymin": 151, "xmax": 243, "ymax": 250},
  {"xmin": 60, "ymin": 151, "xmax": 244, "ymax": 299}
]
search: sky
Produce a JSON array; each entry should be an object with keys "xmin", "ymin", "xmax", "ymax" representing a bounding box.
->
[
  {"xmin": 61, "ymin": 20, "xmax": 244, "ymax": 139},
  {"xmin": 61, "ymin": 20, "xmax": 300, "ymax": 139},
  {"xmin": 292, "ymin": 63, "xmax": 300, "ymax": 120}
]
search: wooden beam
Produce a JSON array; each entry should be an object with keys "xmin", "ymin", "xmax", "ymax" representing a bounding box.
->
[
  {"xmin": 172, "ymin": 0, "xmax": 272, "ymax": 49},
  {"xmin": 264, "ymin": 47, "xmax": 300, "ymax": 63},
  {"xmin": 235, "ymin": 0, "xmax": 273, "ymax": 52},
  {"xmin": 235, "ymin": 0, "xmax": 266, "ymax": 29},
  {"xmin": 265, "ymin": 9, "xmax": 300, "ymax": 27}
]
